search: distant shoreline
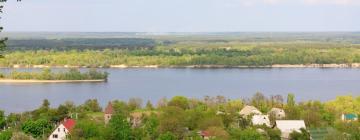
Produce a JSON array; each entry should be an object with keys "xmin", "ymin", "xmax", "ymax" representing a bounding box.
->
[
  {"xmin": 0, "ymin": 79, "xmax": 106, "ymax": 83},
  {"xmin": 1, "ymin": 63, "xmax": 360, "ymax": 69}
]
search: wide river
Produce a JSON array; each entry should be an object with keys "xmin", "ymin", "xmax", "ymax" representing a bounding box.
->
[{"xmin": 1, "ymin": 68, "xmax": 359, "ymax": 113}]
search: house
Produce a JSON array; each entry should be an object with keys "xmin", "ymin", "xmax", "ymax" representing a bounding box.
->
[
  {"xmin": 48, "ymin": 119, "xmax": 76, "ymax": 140},
  {"xmin": 341, "ymin": 113, "xmax": 358, "ymax": 121},
  {"xmin": 252, "ymin": 115, "xmax": 271, "ymax": 127},
  {"xmin": 104, "ymin": 102, "xmax": 114, "ymax": 124},
  {"xmin": 268, "ymin": 108, "xmax": 286, "ymax": 119},
  {"xmin": 275, "ymin": 120, "xmax": 306, "ymax": 140},
  {"xmin": 239, "ymin": 105, "xmax": 262, "ymax": 117}
]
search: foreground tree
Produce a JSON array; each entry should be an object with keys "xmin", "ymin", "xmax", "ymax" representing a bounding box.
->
[
  {"xmin": 104, "ymin": 114, "xmax": 133, "ymax": 140},
  {"xmin": 21, "ymin": 119, "xmax": 53, "ymax": 138},
  {"xmin": 0, "ymin": 0, "xmax": 7, "ymax": 58},
  {"xmin": 0, "ymin": 110, "xmax": 5, "ymax": 130},
  {"xmin": 0, "ymin": 130, "xmax": 12, "ymax": 140},
  {"xmin": 158, "ymin": 106, "xmax": 186, "ymax": 138},
  {"xmin": 289, "ymin": 128, "xmax": 311, "ymax": 140},
  {"xmin": 70, "ymin": 120, "xmax": 104, "ymax": 140}
]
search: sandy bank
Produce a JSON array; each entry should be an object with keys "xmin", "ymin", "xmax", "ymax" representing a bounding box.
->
[{"xmin": 0, "ymin": 79, "xmax": 106, "ymax": 83}]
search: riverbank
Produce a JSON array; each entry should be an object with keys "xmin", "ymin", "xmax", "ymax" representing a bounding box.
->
[
  {"xmin": 0, "ymin": 79, "xmax": 106, "ymax": 83},
  {"xmin": 2, "ymin": 63, "xmax": 360, "ymax": 69}
]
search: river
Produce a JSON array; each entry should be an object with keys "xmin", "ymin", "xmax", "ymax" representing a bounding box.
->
[{"xmin": 1, "ymin": 68, "xmax": 359, "ymax": 113}]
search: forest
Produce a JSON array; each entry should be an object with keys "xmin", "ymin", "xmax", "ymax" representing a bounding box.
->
[{"xmin": 0, "ymin": 94, "xmax": 359, "ymax": 140}]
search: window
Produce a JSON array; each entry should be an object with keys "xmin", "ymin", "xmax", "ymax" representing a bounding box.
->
[
  {"xmin": 64, "ymin": 128, "xmax": 66, "ymax": 132},
  {"xmin": 53, "ymin": 134, "xmax": 58, "ymax": 138},
  {"xmin": 58, "ymin": 128, "xmax": 60, "ymax": 132}
]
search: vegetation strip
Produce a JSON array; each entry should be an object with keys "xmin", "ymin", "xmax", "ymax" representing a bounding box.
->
[{"xmin": 0, "ymin": 68, "xmax": 108, "ymax": 81}]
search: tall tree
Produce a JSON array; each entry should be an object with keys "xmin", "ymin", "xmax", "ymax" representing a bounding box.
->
[
  {"xmin": 105, "ymin": 114, "xmax": 133, "ymax": 140},
  {"xmin": 0, "ymin": 0, "xmax": 7, "ymax": 58}
]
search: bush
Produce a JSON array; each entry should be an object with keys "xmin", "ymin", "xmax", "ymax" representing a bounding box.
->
[{"xmin": 0, "ymin": 130, "xmax": 12, "ymax": 140}]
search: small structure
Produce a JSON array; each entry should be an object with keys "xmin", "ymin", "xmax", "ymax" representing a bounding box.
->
[
  {"xmin": 130, "ymin": 112, "xmax": 144, "ymax": 128},
  {"xmin": 239, "ymin": 105, "xmax": 262, "ymax": 117},
  {"xmin": 275, "ymin": 120, "xmax": 306, "ymax": 140},
  {"xmin": 268, "ymin": 108, "xmax": 286, "ymax": 119},
  {"xmin": 104, "ymin": 102, "xmax": 114, "ymax": 124},
  {"xmin": 129, "ymin": 111, "xmax": 157, "ymax": 127},
  {"xmin": 341, "ymin": 113, "xmax": 358, "ymax": 121},
  {"xmin": 48, "ymin": 119, "xmax": 76, "ymax": 140},
  {"xmin": 198, "ymin": 130, "xmax": 212, "ymax": 140},
  {"xmin": 252, "ymin": 115, "xmax": 271, "ymax": 127}
]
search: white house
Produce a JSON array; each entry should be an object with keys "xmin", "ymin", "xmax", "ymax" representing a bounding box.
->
[
  {"xmin": 252, "ymin": 115, "xmax": 271, "ymax": 127},
  {"xmin": 239, "ymin": 105, "xmax": 262, "ymax": 116},
  {"xmin": 268, "ymin": 108, "xmax": 286, "ymax": 119},
  {"xmin": 48, "ymin": 119, "xmax": 76, "ymax": 140},
  {"xmin": 275, "ymin": 120, "xmax": 306, "ymax": 140}
]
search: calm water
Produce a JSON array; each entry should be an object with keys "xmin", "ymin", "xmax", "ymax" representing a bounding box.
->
[{"xmin": 1, "ymin": 68, "xmax": 360, "ymax": 113}]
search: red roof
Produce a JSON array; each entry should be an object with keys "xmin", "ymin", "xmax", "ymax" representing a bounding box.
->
[
  {"xmin": 62, "ymin": 119, "xmax": 76, "ymax": 131},
  {"xmin": 105, "ymin": 102, "xmax": 114, "ymax": 114}
]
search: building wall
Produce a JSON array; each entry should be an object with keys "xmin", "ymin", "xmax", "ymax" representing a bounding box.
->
[
  {"xmin": 48, "ymin": 124, "xmax": 69, "ymax": 140},
  {"xmin": 104, "ymin": 114, "xmax": 112, "ymax": 124}
]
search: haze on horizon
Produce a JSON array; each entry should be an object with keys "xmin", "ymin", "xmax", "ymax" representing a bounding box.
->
[{"xmin": 1, "ymin": 0, "xmax": 360, "ymax": 32}]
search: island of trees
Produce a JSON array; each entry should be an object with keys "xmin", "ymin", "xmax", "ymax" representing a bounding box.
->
[
  {"xmin": 0, "ymin": 68, "xmax": 108, "ymax": 81},
  {"xmin": 0, "ymin": 93, "xmax": 360, "ymax": 140}
]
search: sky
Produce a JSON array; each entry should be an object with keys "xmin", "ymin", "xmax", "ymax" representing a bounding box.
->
[{"xmin": 1, "ymin": 0, "xmax": 360, "ymax": 32}]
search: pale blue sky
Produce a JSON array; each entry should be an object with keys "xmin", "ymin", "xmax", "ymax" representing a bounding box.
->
[{"xmin": 2, "ymin": 0, "xmax": 360, "ymax": 32}]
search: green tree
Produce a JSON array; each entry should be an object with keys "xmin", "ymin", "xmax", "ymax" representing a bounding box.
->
[
  {"xmin": 21, "ymin": 119, "xmax": 53, "ymax": 138},
  {"xmin": 289, "ymin": 128, "xmax": 311, "ymax": 140},
  {"xmin": 0, "ymin": 130, "xmax": 12, "ymax": 140},
  {"xmin": 105, "ymin": 114, "xmax": 133, "ymax": 140},
  {"xmin": 146, "ymin": 100, "xmax": 154, "ymax": 110},
  {"xmin": 128, "ymin": 98, "xmax": 143, "ymax": 111},
  {"xmin": 228, "ymin": 128, "xmax": 265, "ymax": 140},
  {"xmin": 0, "ymin": 110, "xmax": 5, "ymax": 130},
  {"xmin": 79, "ymin": 99, "xmax": 102, "ymax": 112},
  {"xmin": 0, "ymin": 0, "xmax": 7, "ymax": 58},
  {"xmin": 265, "ymin": 128, "xmax": 281, "ymax": 140},
  {"xmin": 158, "ymin": 106, "xmax": 186, "ymax": 138},
  {"xmin": 70, "ymin": 120, "xmax": 103, "ymax": 140},
  {"xmin": 287, "ymin": 93, "xmax": 295, "ymax": 107},
  {"xmin": 112, "ymin": 100, "xmax": 130, "ymax": 116},
  {"xmin": 168, "ymin": 96, "xmax": 189, "ymax": 110},
  {"xmin": 157, "ymin": 132, "xmax": 177, "ymax": 140},
  {"xmin": 143, "ymin": 114, "xmax": 159, "ymax": 139}
]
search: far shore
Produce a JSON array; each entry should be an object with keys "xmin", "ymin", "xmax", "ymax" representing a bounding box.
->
[
  {"xmin": 1, "ymin": 63, "xmax": 360, "ymax": 69},
  {"xmin": 0, "ymin": 79, "xmax": 106, "ymax": 83}
]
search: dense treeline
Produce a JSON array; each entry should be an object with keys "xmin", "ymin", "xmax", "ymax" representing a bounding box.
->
[
  {"xmin": 5, "ymin": 38, "xmax": 156, "ymax": 50},
  {"xmin": 0, "ymin": 68, "xmax": 108, "ymax": 80},
  {"xmin": 1, "ymin": 94, "xmax": 360, "ymax": 140},
  {"xmin": 1, "ymin": 42, "xmax": 360, "ymax": 67}
]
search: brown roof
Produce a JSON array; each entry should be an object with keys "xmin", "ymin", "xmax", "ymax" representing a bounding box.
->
[{"xmin": 104, "ymin": 102, "xmax": 114, "ymax": 114}]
